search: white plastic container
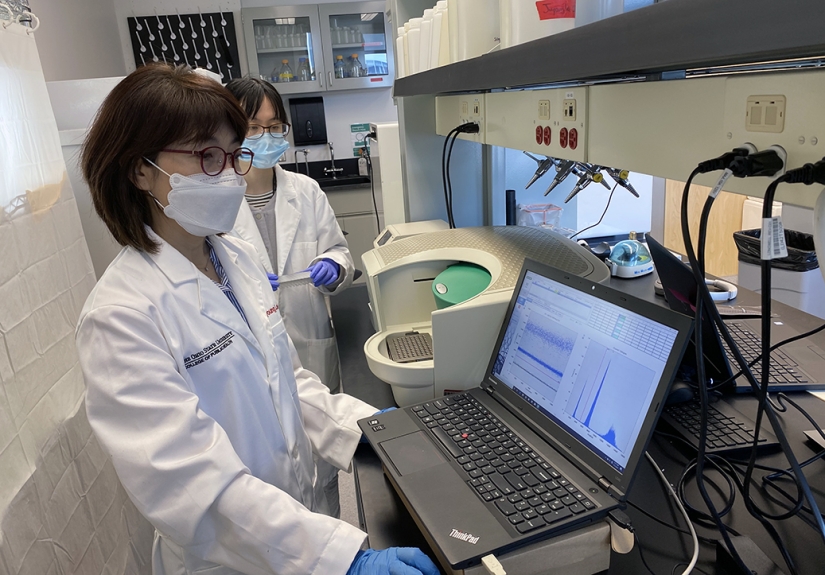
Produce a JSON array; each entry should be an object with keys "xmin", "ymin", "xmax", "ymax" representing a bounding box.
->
[
  {"xmin": 447, "ymin": 0, "xmax": 459, "ymax": 64},
  {"xmin": 403, "ymin": 22, "xmax": 412, "ymax": 77},
  {"xmin": 407, "ymin": 17, "xmax": 423, "ymax": 75},
  {"xmin": 438, "ymin": 3, "xmax": 451, "ymax": 66},
  {"xmin": 454, "ymin": 0, "xmax": 500, "ymax": 61},
  {"xmin": 418, "ymin": 9, "xmax": 434, "ymax": 73},
  {"xmin": 430, "ymin": 9, "xmax": 444, "ymax": 69},
  {"xmin": 395, "ymin": 27, "xmax": 406, "ymax": 78},
  {"xmin": 575, "ymin": 0, "xmax": 623, "ymax": 27},
  {"xmin": 500, "ymin": 0, "xmax": 575, "ymax": 49}
]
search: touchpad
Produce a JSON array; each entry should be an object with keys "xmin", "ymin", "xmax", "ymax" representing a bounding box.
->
[{"xmin": 381, "ymin": 431, "xmax": 447, "ymax": 476}]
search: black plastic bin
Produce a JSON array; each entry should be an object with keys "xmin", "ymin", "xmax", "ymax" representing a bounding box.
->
[{"xmin": 733, "ymin": 228, "xmax": 819, "ymax": 272}]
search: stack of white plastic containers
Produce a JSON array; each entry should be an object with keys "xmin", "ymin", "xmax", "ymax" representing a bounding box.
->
[
  {"xmin": 396, "ymin": 0, "xmax": 581, "ymax": 78},
  {"xmin": 395, "ymin": 0, "xmax": 650, "ymax": 79}
]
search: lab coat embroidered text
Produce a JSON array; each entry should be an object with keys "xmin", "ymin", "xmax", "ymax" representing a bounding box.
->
[{"xmin": 184, "ymin": 332, "xmax": 235, "ymax": 368}]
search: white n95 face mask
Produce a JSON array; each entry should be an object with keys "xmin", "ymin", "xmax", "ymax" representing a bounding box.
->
[
  {"xmin": 145, "ymin": 159, "xmax": 247, "ymax": 237},
  {"xmin": 244, "ymin": 134, "xmax": 290, "ymax": 169}
]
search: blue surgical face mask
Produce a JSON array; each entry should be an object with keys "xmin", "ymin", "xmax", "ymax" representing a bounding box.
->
[{"xmin": 244, "ymin": 133, "xmax": 290, "ymax": 169}]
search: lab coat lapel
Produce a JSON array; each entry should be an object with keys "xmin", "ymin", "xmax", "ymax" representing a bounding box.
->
[
  {"xmin": 143, "ymin": 229, "xmax": 264, "ymax": 359},
  {"xmin": 275, "ymin": 166, "xmax": 301, "ymax": 277}
]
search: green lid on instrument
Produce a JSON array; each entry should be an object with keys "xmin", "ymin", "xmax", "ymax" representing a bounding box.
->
[{"xmin": 432, "ymin": 263, "xmax": 492, "ymax": 309}]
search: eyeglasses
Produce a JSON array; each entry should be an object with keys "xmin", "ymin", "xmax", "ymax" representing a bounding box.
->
[
  {"xmin": 160, "ymin": 146, "xmax": 254, "ymax": 176},
  {"xmin": 246, "ymin": 123, "xmax": 291, "ymax": 140}
]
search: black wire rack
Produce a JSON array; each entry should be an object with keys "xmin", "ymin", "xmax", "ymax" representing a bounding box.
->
[{"xmin": 127, "ymin": 11, "xmax": 241, "ymax": 82}]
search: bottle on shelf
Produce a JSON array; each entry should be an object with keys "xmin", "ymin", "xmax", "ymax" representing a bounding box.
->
[
  {"xmin": 348, "ymin": 53, "xmax": 366, "ymax": 78},
  {"xmin": 334, "ymin": 54, "xmax": 347, "ymax": 78},
  {"xmin": 278, "ymin": 59, "xmax": 294, "ymax": 83},
  {"xmin": 297, "ymin": 58, "xmax": 312, "ymax": 82}
]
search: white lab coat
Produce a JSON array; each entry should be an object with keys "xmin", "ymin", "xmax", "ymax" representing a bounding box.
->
[
  {"xmin": 231, "ymin": 165, "xmax": 354, "ymax": 391},
  {"xmin": 76, "ymin": 229, "xmax": 375, "ymax": 575}
]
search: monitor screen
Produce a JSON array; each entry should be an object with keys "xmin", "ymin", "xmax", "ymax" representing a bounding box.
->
[{"xmin": 491, "ymin": 270, "xmax": 679, "ymax": 472}]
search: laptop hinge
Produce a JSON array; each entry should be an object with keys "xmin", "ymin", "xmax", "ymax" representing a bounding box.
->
[{"xmin": 598, "ymin": 477, "xmax": 612, "ymax": 492}]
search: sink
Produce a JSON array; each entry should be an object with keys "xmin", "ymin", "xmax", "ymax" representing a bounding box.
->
[{"xmin": 315, "ymin": 175, "xmax": 371, "ymax": 189}]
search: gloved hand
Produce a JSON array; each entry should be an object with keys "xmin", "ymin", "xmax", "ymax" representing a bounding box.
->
[
  {"xmin": 266, "ymin": 273, "xmax": 279, "ymax": 292},
  {"xmin": 360, "ymin": 406, "xmax": 397, "ymax": 444},
  {"xmin": 347, "ymin": 547, "xmax": 440, "ymax": 575},
  {"xmin": 306, "ymin": 258, "xmax": 340, "ymax": 287}
]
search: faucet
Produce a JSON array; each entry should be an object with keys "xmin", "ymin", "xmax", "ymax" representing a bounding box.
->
[
  {"xmin": 323, "ymin": 142, "xmax": 344, "ymax": 178},
  {"xmin": 296, "ymin": 149, "xmax": 310, "ymax": 176}
]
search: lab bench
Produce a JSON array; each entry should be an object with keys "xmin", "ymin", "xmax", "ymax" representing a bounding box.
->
[{"xmin": 331, "ymin": 272, "xmax": 825, "ymax": 574}]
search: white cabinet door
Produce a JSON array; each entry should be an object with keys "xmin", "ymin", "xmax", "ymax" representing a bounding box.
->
[
  {"xmin": 241, "ymin": 5, "xmax": 326, "ymax": 95},
  {"xmin": 319, "ymin": 1, "xmax": 394, "ymax": 92}
]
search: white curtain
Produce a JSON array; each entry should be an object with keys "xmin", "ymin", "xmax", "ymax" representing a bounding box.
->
[{"xmin": 0, "ymin": 13, "xmax": 153, "ymax": 575}]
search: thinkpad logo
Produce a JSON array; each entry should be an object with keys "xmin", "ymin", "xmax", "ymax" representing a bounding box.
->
[{"xmin": 449, "ymin": 528, "xmax": 479, "ymax": 545}]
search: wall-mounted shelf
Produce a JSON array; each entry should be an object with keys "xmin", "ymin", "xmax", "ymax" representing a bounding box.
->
[{"xmin": 393, "ymin": 0, "xmax": 825, "ymax": 97}]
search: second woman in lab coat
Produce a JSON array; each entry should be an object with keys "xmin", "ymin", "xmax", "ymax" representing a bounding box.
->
[{"xmin": 226, "ymin": 77, "xmax": 352, "ymax": 395}]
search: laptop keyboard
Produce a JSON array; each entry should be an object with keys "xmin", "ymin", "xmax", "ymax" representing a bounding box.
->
[
  {"xmin": 663, "ymin": 400, "xmax": 774, "ymax": 454},
  {"xmin": 413, "ymin": 393, "xmax": 596, "ymax": 534},
  {"xmin": 721, "ymin": 322, "xmax": 807, "ymax": 384}
]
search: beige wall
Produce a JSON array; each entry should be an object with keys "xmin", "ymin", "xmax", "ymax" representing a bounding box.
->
[{"xmin": 664, "ymin": 179, "xmax": 745, "ymax": 278}]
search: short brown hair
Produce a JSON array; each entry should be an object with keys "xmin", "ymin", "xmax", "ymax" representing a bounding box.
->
[
  {"xmin": 81, "ymin": 63, "xmax": 249, "ymax": 253},
  {"xmin": 225, "ymin": 76, "xmax": 288, "ymax": 125}
]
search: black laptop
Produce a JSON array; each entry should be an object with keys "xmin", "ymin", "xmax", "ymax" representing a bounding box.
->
[
  {"xmin": 646, "ymin": 234, "xmax": 825, "ymax": 393},
  {"xmin": 359, "ymin": 259, "xmax": 692, "ymax": 571}
]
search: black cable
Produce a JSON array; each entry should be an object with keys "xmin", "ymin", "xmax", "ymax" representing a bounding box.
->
[
  {"xmin": 445, "ymin": 130, "xmax": 461, "ymax": 229},
  {"xmin": 441, "ymin": 123, "xmax": 479, "ymax": 230},
  {"xmin": 671, "ymin": 563, "xmax": 713, "ymax": 575},
  {"xmin": 688, "ymin": 185, "xmax": 800, "ymax": 575},
  {"xmin": 569, "ymin": 182, "xmax": 620, "ymax": 240},
  {"xmin": 363, "ymin": 136, "xmax": 380, "ymax": 234},
  {"xmin": 680, "ymin": 168, "xmax": 752, "ymax": 575},
  {"xmin": 441, "ymin": 127, "xmax": 460, "ymax": 229}
]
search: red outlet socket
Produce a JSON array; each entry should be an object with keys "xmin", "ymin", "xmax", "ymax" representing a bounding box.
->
[
  {"xmin": 535, "ymin": 126, "xmax": 543, "ymax": 145},
  {"xmin": 559, "ymin": 127, "xmax": 568, "ymax": 148},
  {"xmin": 543, "ymin": 126, "xmax": 552, "ymax": 146},
  {"xmin": 569, "ymin": 128, "xmax": 578, "ymax": 150}
]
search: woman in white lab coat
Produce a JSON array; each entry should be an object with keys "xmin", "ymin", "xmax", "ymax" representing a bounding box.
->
[
  {"xmin": 76, "ymin": 64, "xmax": 437, "ymax": 575},
  {"xmin": 226, "ymin": 77, "xmax": 353, "ymax": 394}
]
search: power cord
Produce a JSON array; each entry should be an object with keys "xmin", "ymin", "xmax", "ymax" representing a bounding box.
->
[
  {"xmin": 362, "ymin": 133, "xmax": 380, "ymax": 234},
  {"xmin": 441, "ymin": 122, "xmax": 479, "ymax": 229},
  {"xmin": 646, "ymin": 451, "xmax": 699, "ymax": 575},
  {"xmin": 680, "ymin": 149, "xmax": 825, "ymax": 574},
  {"xmin": 569, "ymin": 182, "xmax": 620, "ymax": 240}
]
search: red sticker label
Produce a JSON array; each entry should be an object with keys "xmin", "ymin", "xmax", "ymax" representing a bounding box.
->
[
  {"xmin": 536, "ymin": 0, "xmax": 575, "ymax": 20},
  {"xmin": 370, "ymin": 77, "xmax": 384, "ymax": 82}
]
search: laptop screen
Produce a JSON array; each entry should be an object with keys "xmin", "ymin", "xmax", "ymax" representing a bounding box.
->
[{"xmin": 491, "ymin": 270, "xmax": 679, "ymax": 473}]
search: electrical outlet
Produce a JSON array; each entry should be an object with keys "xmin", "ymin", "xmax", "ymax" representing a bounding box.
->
[
  {"xmin": 563, "ymin": 98, "xmax": 577, "ymax": 121},
  {"xmin": 472, "ymin": 99, "xmax": 481, "ymax": 116},
  {"xmin": 461, "ymin": 101, "xmax": 469, "ymax": 115},
  {"xmin": 746, "ymin": 95, "xmax": 786, "ymax": 133},
  {"xmin": 538, "ymin": 100, "xmax": 551, "ymax": 120}
]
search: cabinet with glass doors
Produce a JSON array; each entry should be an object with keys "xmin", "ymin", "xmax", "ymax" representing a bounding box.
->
[{"xmin": 241, "ymin": 1, "xmax": 393, "ymax": 94}]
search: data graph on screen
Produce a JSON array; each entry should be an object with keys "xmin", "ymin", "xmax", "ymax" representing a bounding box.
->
[
  {"xmin": 512, "ymin": 313, "xmax": 577, "ymax": 402},
  {"xmin": 565, "ymin": 343, "xmax": 655, "ymax": 453}
]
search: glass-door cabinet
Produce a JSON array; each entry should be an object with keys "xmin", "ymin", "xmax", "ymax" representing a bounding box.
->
[
  {"xmin": 319, "ymin": 1, "xmax": 394, "ymax": 91},
  {"xmin": 241, "ymin": 6, "xmax": 326, "ymax": 95}
]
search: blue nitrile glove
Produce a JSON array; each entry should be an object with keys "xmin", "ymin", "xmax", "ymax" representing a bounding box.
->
[
  {"xmin": 360, "ymin": 406, "xmax": 398, "ymax": 444},
  {"xmin": 266, "ymin": 272, "xmax": 279, "ymax": 291},
  {"xmin": 306, "ymin": 258, "xmax": 339, "ymax": 287},
  {"xmin": 347, "ymin": 548, "xmax": 440, "ymax": 575}
]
